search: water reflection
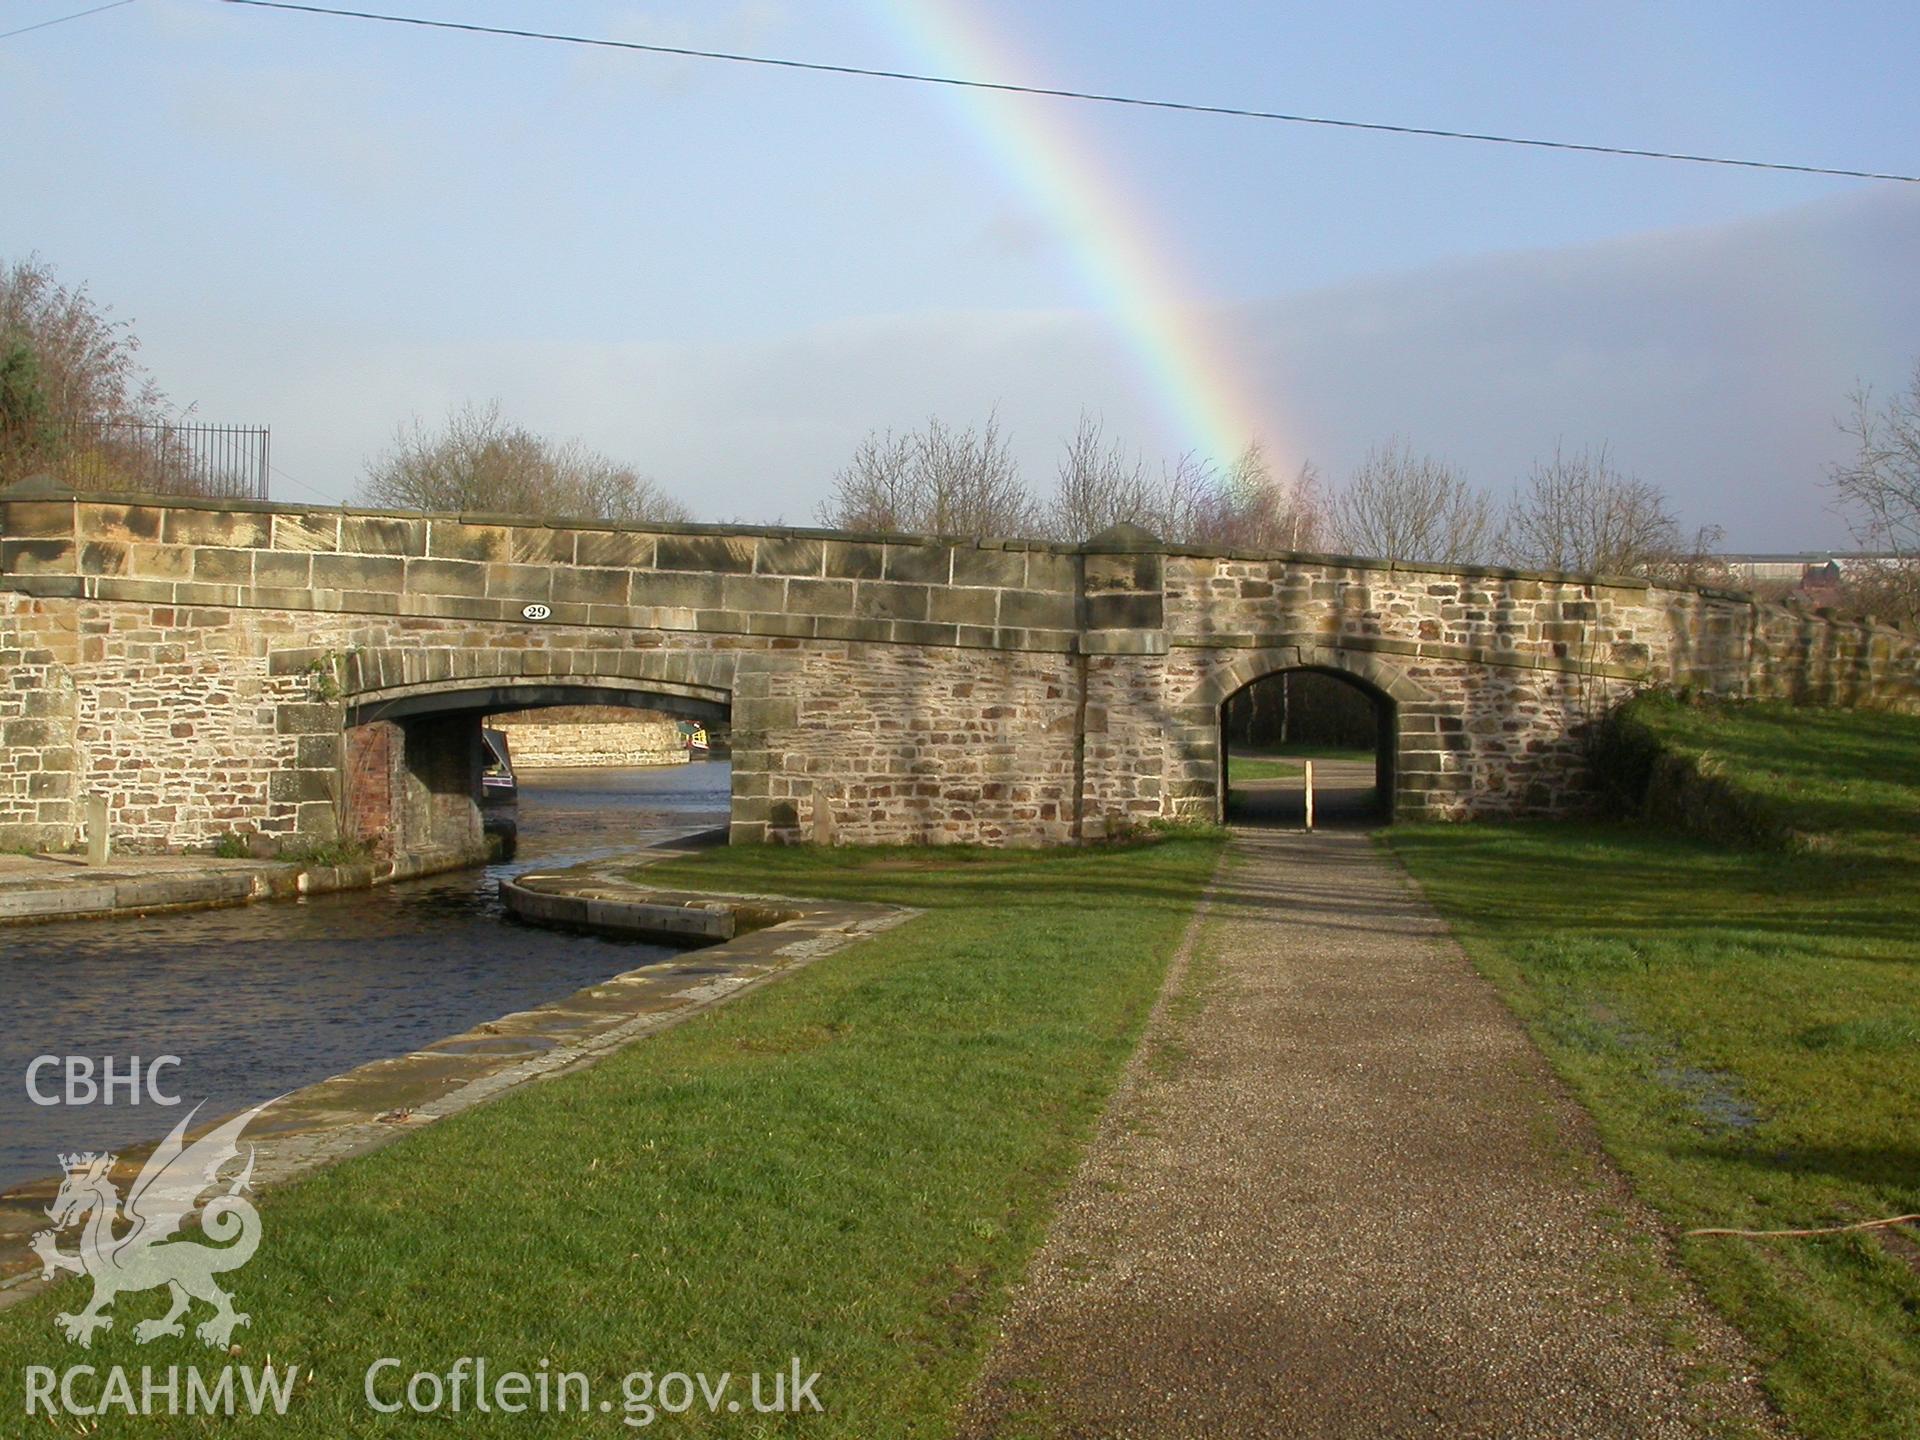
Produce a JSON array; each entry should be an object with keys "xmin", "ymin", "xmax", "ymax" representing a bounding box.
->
[{"xmin": 0, "ymin": 761, "xmax": 731, "ymax": 1192}]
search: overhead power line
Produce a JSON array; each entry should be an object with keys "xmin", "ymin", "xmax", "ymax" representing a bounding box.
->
[
  {"xmin": 216, "ymin": 0, "xmax": 1920, "ymax": 184},
  {"xmin": 268, "ymin": 462, "xmax": 337, "ymax": 506},
  {"xmin": 0, "ymin": 0, "xmax": 136, "ymax": 43}
]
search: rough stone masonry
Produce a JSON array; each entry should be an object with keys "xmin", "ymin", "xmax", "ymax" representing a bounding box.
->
[
  {"xmin": 490, "ymin": 707, "xmax": 688, "ymax": 769},
  {"xmin": 2, "ymin": 488, "xmax": 1915, "ymax": 857}
]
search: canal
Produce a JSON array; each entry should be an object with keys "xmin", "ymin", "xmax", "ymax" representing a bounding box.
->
[{"xmin": 0, "ymin": 761, "xmax": 731, "ymax": 1193}]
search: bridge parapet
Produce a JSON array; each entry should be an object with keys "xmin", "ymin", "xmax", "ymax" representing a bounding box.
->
[{"xmin": 0, "ymin": 493, "xmax": 1088, "ymax": 654}]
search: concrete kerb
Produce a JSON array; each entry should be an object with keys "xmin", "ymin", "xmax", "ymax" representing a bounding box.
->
[
  {"xmin": 0, "ymin": 845, "xmax": 486, "ymax": 927},
  {"xmin": 0, "ymin": 834, "xmax": 918, "ymax": 1307}
]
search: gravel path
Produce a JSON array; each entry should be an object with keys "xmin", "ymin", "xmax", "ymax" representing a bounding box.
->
[{"xmin": 960, "ymin": 827, "xmax": 1785, "ymax": 1439}]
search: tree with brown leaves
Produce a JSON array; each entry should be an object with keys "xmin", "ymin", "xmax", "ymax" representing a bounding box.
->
[{"xmin": 0, "ymin": 255, "xmax": 171, "ymax": 487}]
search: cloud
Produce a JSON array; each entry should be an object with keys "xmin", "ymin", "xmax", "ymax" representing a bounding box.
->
[
  {"xmin": 1230, "ymin": 186, "xmax": 1920, "ymax": 545},
  {"xmin": 195, "ymin": 186, "xmax": 1919, "ymax": 549}
]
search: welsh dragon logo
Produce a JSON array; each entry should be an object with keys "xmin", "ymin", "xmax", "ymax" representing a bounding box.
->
[{"xmin": 29, "ymin": 1101, "xmax": 273, "ymax": 1349}]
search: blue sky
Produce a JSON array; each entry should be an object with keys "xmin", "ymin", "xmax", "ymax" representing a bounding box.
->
[{"xmin": 4, "ymin": 0, "xmax": 1917, "ymax": 545}]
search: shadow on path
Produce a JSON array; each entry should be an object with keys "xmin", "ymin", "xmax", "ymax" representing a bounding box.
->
[{"xmin": 959, "ymin": 828, "xmax": 1784, "ymax": 1439}]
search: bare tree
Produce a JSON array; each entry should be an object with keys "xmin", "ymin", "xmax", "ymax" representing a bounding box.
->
[
  {"xmin": 1170, "ymin": 441, "xmax": 1324, "ymax": 551},
  {"xmin": 1830, "ymin": 362, "xmax": 1920, "ymax": 625},
  {"xmin": 359, "ymin": 401, "xmax": 690, "ymax": 523},
  {"xmin": 820, "ymin": 411, "xmax": 1321, "ymax": 550},
  {"xmin": 1049, "ymin": 411, "xmax": 1156, "ymax": 539},
  {"xmin": 1146, "ymin": 451, "xmax": 1221, "ymax": 544},
  {"xmin": 821, "ymin": 429, "xmax": 918, "ymax": 531},
  {"xmin": 1330, "ymin": 439, "xmax": 1496, "ymax": 564},
  {"xmin": 0, "ymin": 254, "xmax": 173, "ymax": 486},
  {"xmin": 818, "ymin": 414, "xmax": 1041, "ymax": 537},
  {"xmin": 1042, "ymin": 417, "xmax": 1322, "ymax": 549},
  {"xmin": 1500, "ymin": 444, "xmax": 1703, "ymax": 577},
  {"xmin": 1647, "ymin": 525, "xmax": 1736, "ymax": 588}
]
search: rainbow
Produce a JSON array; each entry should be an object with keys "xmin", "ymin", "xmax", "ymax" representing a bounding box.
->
[{"xmin": 868, "ymin": 1, "xmax": 1285, "ymax": 471}]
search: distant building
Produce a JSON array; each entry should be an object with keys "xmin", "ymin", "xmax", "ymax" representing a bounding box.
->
[{"xmin": 1716, "ymin": 551, "xmax": 1907, "ymax": 602}]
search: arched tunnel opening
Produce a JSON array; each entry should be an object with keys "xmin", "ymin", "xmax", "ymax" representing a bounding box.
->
[
  {"xmin": 1218, "ymin": 667, "xmax": 1396, "ymax": 827},
  {"xmin": 341, "ymin": 683, "xmax": 733, "ymax": 866}
]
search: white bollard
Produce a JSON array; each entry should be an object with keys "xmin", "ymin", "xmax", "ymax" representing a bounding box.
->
[
  {"xmin": 1303, "ymin": 760, "xmax": 1315, "ymax": 831},
  {"xmin": 85, "ymin": 793, "xmax": 110, "ymax": 865}
]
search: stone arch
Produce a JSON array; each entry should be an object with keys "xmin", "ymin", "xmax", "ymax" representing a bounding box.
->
[
  {"xmin": 337, "ymin": 645, "xmax": 740, "ymax": 717},
  {"xmin": 1182, "ymin": 644, "xmax": 1433, "ymax": 711},
  {"xmin": 1175, "ymin": 645, "xmax": 1432, "ymax": 824},
  {"xmin": 346, "ymin": 677, "xmax": 730, "ymax": 727},
  {"xmin": 274, "ymin": 644, "xmax": 769, "ymax": 856}
]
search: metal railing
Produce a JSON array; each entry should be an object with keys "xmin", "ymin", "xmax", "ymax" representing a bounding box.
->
[{"xmin": 44, "ymin": 420, "xmax": 270, "ymax": 500}]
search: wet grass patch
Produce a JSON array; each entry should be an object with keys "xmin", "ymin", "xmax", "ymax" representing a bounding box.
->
[{"xmin": 1390, "ymin": 699, "xmax": 1920, "ymax": 1440}]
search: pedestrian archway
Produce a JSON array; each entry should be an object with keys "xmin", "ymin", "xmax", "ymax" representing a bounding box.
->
[{"xmin": 1218, "ymin": 666, "xmax": 1396, "ymax": 827}]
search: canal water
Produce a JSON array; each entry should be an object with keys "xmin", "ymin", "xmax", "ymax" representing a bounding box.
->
[{"xmin": 0, "ymin": 761, "xmax": 731, "ymax": 1193}]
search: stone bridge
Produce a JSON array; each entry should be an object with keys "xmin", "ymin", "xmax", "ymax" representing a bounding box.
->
[{"xmin": 2, "ymin": 489, "xmax": 1915, "ymax": 857}]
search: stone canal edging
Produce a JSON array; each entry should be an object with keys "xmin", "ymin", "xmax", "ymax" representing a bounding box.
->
[
  {"xmin": 500, "ymin": 860, "xmax": 823, "ymax": 944},
  {"xmin": 0, "ymin": 841, "xmax": 917, "ymax": 1306},
  {"xmin": 0, "ymin": 844, "xmax": 487, "ymax": 927}
]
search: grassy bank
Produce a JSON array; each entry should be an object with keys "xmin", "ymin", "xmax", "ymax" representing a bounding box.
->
[
  {"xmin": 0, "ymin": 834, "xmax": 1223, "ymax": 1436},
  {"xmin": 1390, "ymin": 697, "xmax": 1920, "ymax": 1440}
]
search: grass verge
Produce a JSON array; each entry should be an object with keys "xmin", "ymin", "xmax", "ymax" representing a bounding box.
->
[
  {"xmin": 1227, "ymin": 744, "xmax": 1372, "ymax": 782},
  {"xmin": 1224, "ymin": 757, "xmax": 1303, "ymax": 781},
  {"xmin": 0, "ymin": 833, "xmax": 1221, "ymax": 1436},
  {"xmin": 1389, "ymin": 697, "xmax": 1920, "ymax": 1440}
]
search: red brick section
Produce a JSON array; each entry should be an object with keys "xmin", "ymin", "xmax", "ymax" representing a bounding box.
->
[{"xmin": 344, "ymin": 721, "xmax": 395, "ymax": 855}]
